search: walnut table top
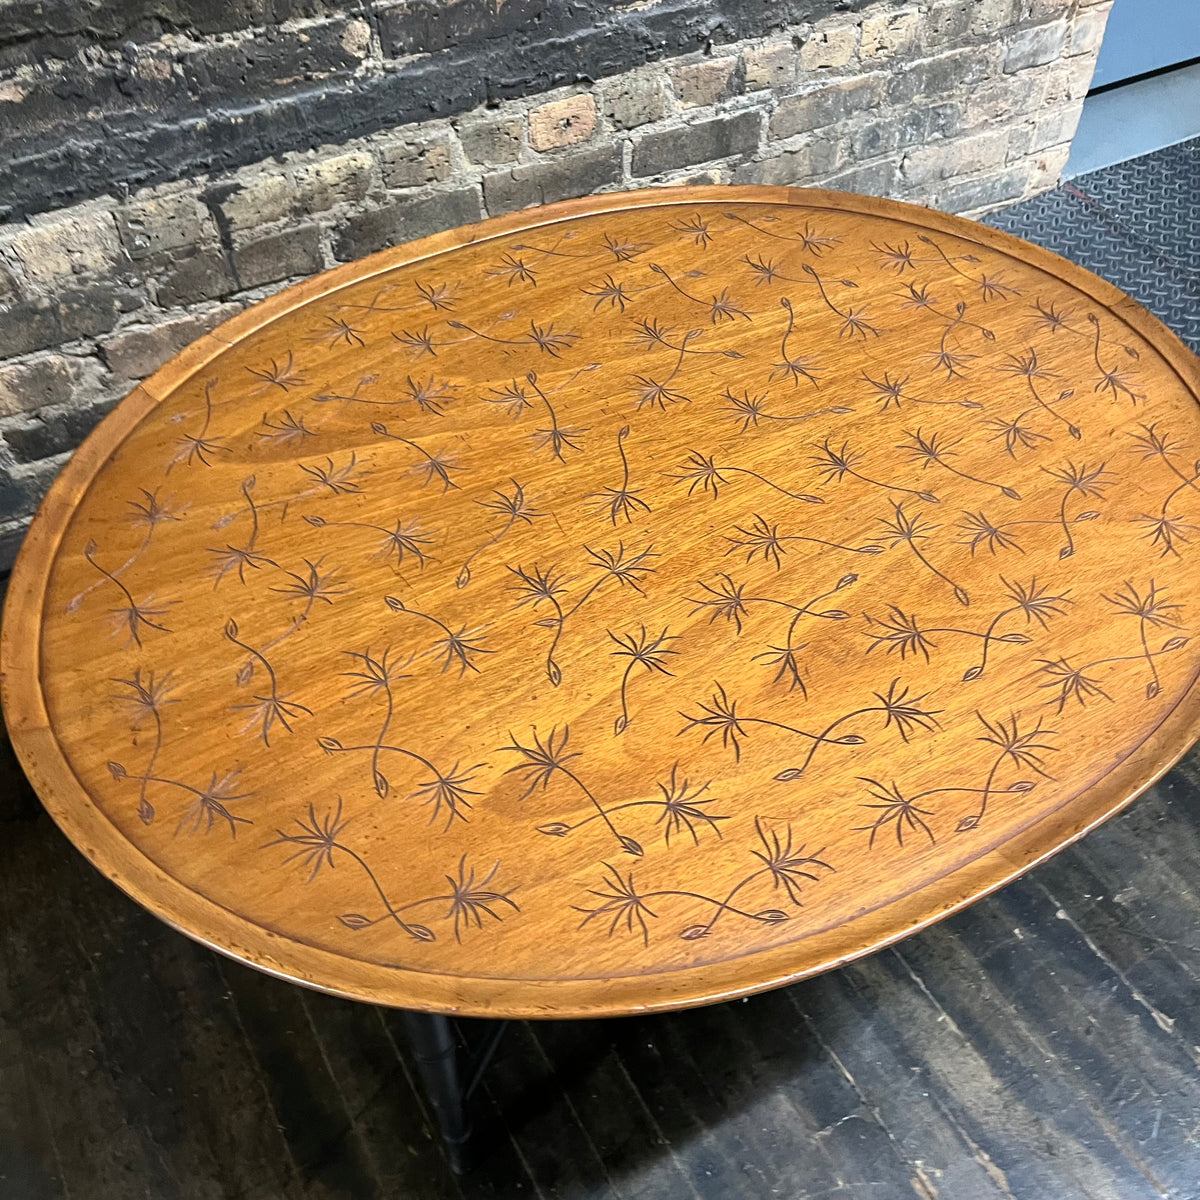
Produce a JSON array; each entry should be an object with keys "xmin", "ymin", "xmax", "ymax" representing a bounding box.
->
[{"xmin": 5, "ymin": 186, "xmax": 1200, "ymax": 1018}]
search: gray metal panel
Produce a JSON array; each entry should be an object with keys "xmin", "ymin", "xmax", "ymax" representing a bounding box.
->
[
  {"xmin": 1091, "ymin": 0, "xmax": 1200, "ymax": 89},
  {"xmin": 985, "ymin": 138, "xmax": 1200, "ymax": 353}
]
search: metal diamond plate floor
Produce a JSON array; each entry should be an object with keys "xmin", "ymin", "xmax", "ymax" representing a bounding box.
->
[{"xmin": 985, "ymin": 136, "xmax": 1200, "ymax": 353}]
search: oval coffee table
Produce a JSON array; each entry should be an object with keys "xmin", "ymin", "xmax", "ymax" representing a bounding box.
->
[{"xmin": 5, "ymin": 186, "xmax": 1200, "ymax": 1167}]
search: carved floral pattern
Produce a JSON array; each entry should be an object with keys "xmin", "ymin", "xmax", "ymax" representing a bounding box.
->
[{"xmin": 37, "ymin": 196, "xmax": 1199, "ymax": 991}]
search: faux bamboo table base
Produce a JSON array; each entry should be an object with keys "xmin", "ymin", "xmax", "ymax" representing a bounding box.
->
[{"xmin": 5, "ymin": 186, "xmax": 1200, "ymax": 1165}]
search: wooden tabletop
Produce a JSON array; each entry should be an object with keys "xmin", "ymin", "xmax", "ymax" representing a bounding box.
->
[{"xmin": 5, "ymin": 186, "xmax": 1200, "ymax": 1018}]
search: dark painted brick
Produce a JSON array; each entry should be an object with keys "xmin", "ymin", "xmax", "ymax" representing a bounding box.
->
[
  {"xmin": 57, "ymin": 283, "xmax": 143, "ymax": 342},
  {"xmin": 386, "ymin": 0, "xmax": 865, "ymax": 63},
  {"xmin": 456, "ymin": 114, "xmax": 524, "ymax": 165},
  {"xmin": 927, "ymin": 101, "xmax": 964, "ymax": 141},
  {"xmin": 733, "ymin": 139, "xmax": 839, "ymax": 186},
  {"xmin": 0, "ymin": 300, "xmax": 61, "ymax": 358},
  {"xmin": 0, "ymin": 453, "xmax": 67, "ymax": 529},
  {"xmin": 0, "ymin": 517, "xmax": 27, "ymax": 572},
  {"xmin": 820, "ymin": 158, "xmax": 898, "ymax": 197},
  {"xmin": 377, "ymin": 0, "xmax": 545, "ymax": 57},
  {"xmin": 770, "ymin": 76, "xmax": 885, "ymax": 140},
  {"xmin": 851, "ymin": 110, "xmax": 928, "ymax": 161},
  {"xmin": 0, "ymin": 0, "xmax": 870, "ymax": 219},
  {"xmin": 0, "ymin": 0, "xmax": 348, "ymax": 50},
  {"xmin": 2, "ymin": 395, "xmax": 121, "ymax": 464},
  {"xmin": 179, "ymin": 19, "xmax": 365, "ymax": 108},
  {"xmin": 632, "ymin": 111, "xmax": 761, "ymax": 177},
  {"xmin": 100, "ymin": 302, "xmax": 241, "ymax": 380},
  {"xmin": 234, "ymin": 224, "xmax": 325, "ymax": 287},
  {"xmin": 153, "ymin": 246, "xmax": 237, "ymax": 307},
  {"xmin": 0, "ymin": 356, "xmax": 75, "ymax": 416},
  {"xmin": 935, "ymin": 167, "xmax": 1028, "ymax": 212},
  {"xmin": 482, "ymin": 145, "xmax": 621, "ymax": 215},
  {"xmin": 331, "ymin": 189, "xmax": 482, "ymax": 261},
  {"xmin": 882, "ymin": 60, "xmax": 931, "ymax": 107},
  {"xmin": 887, "ymin": 48, "xmax": 989, "ymax": 105},
  {"xmin": 0, "ymin": 472, "xmax": 42, "ymax": 521},
  {"xmin": 0, "ymin": 54, "xmax": 177, "ymax": 142},
  {"xmin": 1, "ymin": 21, "xmax": 364, "ymax": 142}
]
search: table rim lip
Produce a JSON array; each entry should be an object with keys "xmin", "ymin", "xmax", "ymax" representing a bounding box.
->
[{"xmin": 5, "ymin": 181, "xmax": 1200, "ymax": 1019}]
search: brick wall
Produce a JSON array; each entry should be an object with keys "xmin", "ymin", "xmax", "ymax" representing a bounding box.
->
[{"xmin": 0, "ymin": 0, "xmax": 1111, "ymax": 571}]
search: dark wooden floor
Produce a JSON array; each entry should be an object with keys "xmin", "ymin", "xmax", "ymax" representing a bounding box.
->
[
  {"xmin": 6, "ymin": 141, "xmax": 1200, "ymax": 1199},
  {"xmin": 6, "ymin": 737, "xmax": 1200, "ymax": 1199}
]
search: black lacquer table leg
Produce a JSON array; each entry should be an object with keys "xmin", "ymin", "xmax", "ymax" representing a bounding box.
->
[{"xmin": 402, "ymin": 1011, "xmax": 472, "ymax": 1174}]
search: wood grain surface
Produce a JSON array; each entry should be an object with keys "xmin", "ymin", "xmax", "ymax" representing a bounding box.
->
[{"xmin": 4, "ymin": 185, "xmax": 1200, "ymax": 1018}]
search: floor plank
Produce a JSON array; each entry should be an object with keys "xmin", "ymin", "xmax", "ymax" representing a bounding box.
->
[{"xmin": 789, "ymin": 966, "xmax": 1012, "ymax": 1199}]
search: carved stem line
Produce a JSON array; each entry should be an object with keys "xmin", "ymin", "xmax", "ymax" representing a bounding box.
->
[
  {"xmin": 740, "ymin": 715, "xmax": 862, "ymax": 745},
  {"xmin": 197, "ymin": 378, "xmax": 216, "ymax": 437},
  {"xmin": 136, "ymin": 708, "xmax": 164, "ymax": 824},
  {"xmin": 325, "ymin": 741, "xmax": 447, "ymax": 783},
  {"xmin": 651, "ymin": 328, "xmax": 729, "ymax": 358},
  {"xmin": 525, "ymin": 372, "xmax": 566, "ymax": 455},
  {"xmin": 918, "ymin": 236, "xmax": 977, "ymax": 284},
  {"xmin": 925, "ymin": 454, "xmax": 1015, "ymax": 498},
  {"xmin": 648, "ymin": 263, "xmax": 706, "ymax": 307},
  {"xmin": 802, "ymin": 265, "xmax": 853, "ymax": 323},
  {"xmin": 226, "ymin": 627, "xmax": 280, "ymax": 696},
  {"xmin": 1140, "ymin": 617, "xmax": 1160, "ymax": 694},
  {"xmin": 542, "ymin": 592, "xmax": 567, "ymax": 684},
  {"xmin": 375, "ymin": 683, "xmax": 395, "ymax": 795},
  {"xmin": 259, "ymin": 594, "xmax": 317, "ymax": 656},
  {"xmin": 966, "ymin": 606, "xmax": 1020, "ymax": 678},
  {"xmin": 444, "ymin": 322, "xmax": 525, "ymax": 348},
  {"xmin": 1160, "ymin": 468, "xmax": 1200, "ymax": 517},
  {"xmin": 560, "ymin": 575, "xmax": 611, "ymax": 623},
  {"xmin": 907, "ymin": 540, "xmax": 967, "ymax": 605},
  {"xmin": 652, "ymin": 875, "xmax": 772, "ymax": 932},
  {"xmin": 460, "ymin": 514, "xmax": 519, "ymax": 585},
  {"xmin": 383, "ymin": 430, "xmax": 462, "ymax": 489},
  {"xmin": 960, "ymin": 758, "xmax": 1005, "ymax": 830},
  {"xmin": 140, "ymin": 774, "xmax": 219, "ymax": 799},
  {"xmin": 938, "ymin": 319, "xmax": 966, "ymax": 365},
  {"xmin": 333, "ymin": 841, "xmax": 437, "ymax": 939},
  {"xmin": 557, "ymin": 765, "xmax": 630, "ymax": 851},
  {"xmin": 725, "ymin": 465, "xmax": 824, "ymax": 505},
  {"xmin": 511, "ymin": 236, "xmax": 591, "ymax": 259},
  {"xmin": 1085, "ymin": 647, "xmax": 1178, "ymax": 672},
  {"xmin": 84, "ymin": 543, "xmax": 140, "ymax": 613},
  {"xmin": 731, "ymin": 530, "xmax": 880, "ymax": 556},
  {"xmin": 792, "ymin": 707, "xmax": 884, "ymax": 776},
  {"xmin": 1058, "ymin": 489, "xmax": 1076, "ymax": 558},
  {"xmin": 1091, "ymin": 316, "xmax": 1108, "ymax": 380},
  {"xmin": 617, "ymin": 428, "xmax": 632, "ymax": 497},
  {"xmin": 724, "ymin": 212, "xmax": 799, "ymax": 242},
  {"xmin": 836, "ymin": 461, "xmax": 933, "ymax": 501},
  {"xmin": 556, "ymin": 798, "xmax": 679, "ymax": 835},
  {"xmin": 71, "ymin": 528, "xmax": 154, "ymax": 609},
  {"xmin": 1026, "ymin": 376, "xmax": 1077, "ymax": 435},
  {"xmin": 929, "ymin": 300, "xmax": 990, "ymax": 336},
  {"xmin": 784, "ymin": 590, "xmax": 844, "ymax": 649},
  {"xmin": 780, "ymin": 297, "xmax": 798, "ymax": 361},
  {"xmin": 618, "ymin": 660, "xmax": 637, "ymax": 732}
]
